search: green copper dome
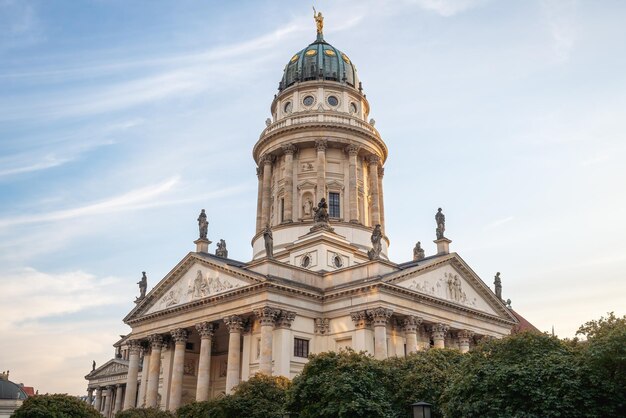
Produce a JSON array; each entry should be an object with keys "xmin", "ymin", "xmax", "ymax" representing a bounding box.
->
[{"xmin": 279, "ymin": 36, "xmax": 361, "ymax": 91}]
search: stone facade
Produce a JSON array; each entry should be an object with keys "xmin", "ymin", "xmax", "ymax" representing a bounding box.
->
[{"xmin": 85, "ymin": 23, "xmax": 520, "ymax": 415}]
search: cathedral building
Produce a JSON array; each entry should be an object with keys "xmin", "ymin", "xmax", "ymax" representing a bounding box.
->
[{"xmin": 85, "ymin": 14, "xmax": 524, "ymax": 416}]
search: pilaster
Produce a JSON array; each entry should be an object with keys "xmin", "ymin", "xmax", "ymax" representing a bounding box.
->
[{"xmin": 315, "ymin": 139, "xmax": 327, "ymax": 202}]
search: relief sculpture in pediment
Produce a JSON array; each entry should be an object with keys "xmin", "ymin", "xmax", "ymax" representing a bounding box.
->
[
  {"xmin": 187, "ymin": 270, "xmax": 237, "ymax": 301},
  {"xmin": 406, "ymin": 272, "xmax": 477, "ymax": 308}
]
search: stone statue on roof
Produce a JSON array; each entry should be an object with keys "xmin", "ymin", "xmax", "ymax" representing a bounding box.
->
[
  {"xmin": 413, "ymin": 242, "xmax": 425, "ymax": 261},
  {"xmin": 198, "ymin": 209, "xmax": 208, "ymax": 240},
  {"xmin": 494, "ymin": 272, "xmax": 502, "ymax": 300},
  {"xmin": 137, "ymin": 271, "xmax": 147, "ymax": 299},
  {"xmin": 215, "ymin": 239, "xmax": 228, "ymax": 258},
  {"xmin": 368, "ymin": 224, "xmax": 383, "ymax": 260},
  {"xmin": 435, "ymin": 207, "xmax": 446, "ymax": 239},
  {"xmin": 92, "ymin": 361, "xmax": 96, "ymax": 371},
  {"xmin": 313, "ymin": 198, "xmax": 329, "ymax": 223}
]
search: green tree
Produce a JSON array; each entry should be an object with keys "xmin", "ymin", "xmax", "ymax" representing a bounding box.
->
[
  {"xmin": 576, "ymin": 312, "xmax": 626, "ymax": 417},
  {"xmin": 177, "ymin": 374, "xmax": 290, "ymax": 418},
  {"xmin": 11, "ymin": 394, "xmax": 101, "ymax": 418},
  {"xmin": 383, "ymin": 348, "xmax": 462, "ymax": 418},
  {"xmin": 115, "ymin": 408, "xmax": 175, "ymax": 418},
  {"xmin": 286, "ymin": 350, "xmax": 393, "ymax": 418},
  {"xmin": 441, "ymin": 332, "xmax": 592, "ymax": 418}
]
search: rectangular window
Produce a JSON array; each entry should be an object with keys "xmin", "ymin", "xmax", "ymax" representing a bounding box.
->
[
  {"xmin": 294, "ymin": 338, "xmax": 310, "ymax": 358},
  {"xmin": 280, "ymin": 197, "xmax": 285, "ymax": 222},
  {"xmin": 328, "ymin": 192, "xmax": 340, "ymax": 218}
]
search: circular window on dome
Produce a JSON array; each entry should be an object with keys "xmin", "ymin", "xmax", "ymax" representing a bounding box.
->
[
  {"xmin": 303, "ymin": 95, "xmax": 315, "ymax": 107},
  {"xmin": 305, "ymin": 49, "xmax": 317, "ymax": 56},
  {"xmin": 327, "ymin": 96, "xmax": 339, "ymax": 107},
  {"xmin": 333, "ymin": 255, "xmax": 343, "ymax": 268},
  {"xmin": 283, "ymin": 101, "xmax": 293, "ymax": 114},
  {"xmin": 301, "ymin": 255, "xmax": 311, "ymax": 268},
  {"xmin": 290, "ymin": 54, "xmax": 299, "ymax": 63},
  {"xmin": 342, "ymin": 53, "xmax": 351, "ymax": 63},
  {"xmin": 350, "ymin": 102, "xmax": 358, "ymax": 114},
  {"xmin": 324, "ymin": 49, "xmax": 336, "ymax": 56}
]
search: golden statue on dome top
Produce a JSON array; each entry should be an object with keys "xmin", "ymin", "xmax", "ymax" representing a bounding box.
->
[{"xmin": 313, "ymin": 7, "xmax": 324, "ymax": 35}]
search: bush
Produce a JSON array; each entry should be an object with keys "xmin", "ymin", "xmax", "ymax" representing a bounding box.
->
[
  {"xmin": 11, "ymin": 394, "xmax": 101, "ymax": 418},
  {"xmin": 116, "ymin": 407, "xmax": 175, "ymax": 418}
]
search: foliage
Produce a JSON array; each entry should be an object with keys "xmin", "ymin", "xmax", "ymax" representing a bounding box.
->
[
  {"xmin": 177, "ymin": 374, "xmax": 290, "ymax": 418},
  {"xmin": 576, "ymin": 312, "xmax": 626, "ymax": 417},
  {"xmin": 441, "ymin": 332, "xmax": 593, "ymax": 418},
  {"xmin": 115, "ymin": 407, "xmax": 175, "ymax": 418},
  {"xmin": 383, "ymin": 348, "xmax": 462, "ymax": 418},
  {"xmin": 286, "ymin": 349, "xmax": 394, "ymax": 418},
  {"xmin": 11, "ymin": 394, "xmax": 101, "ymax": 418}
]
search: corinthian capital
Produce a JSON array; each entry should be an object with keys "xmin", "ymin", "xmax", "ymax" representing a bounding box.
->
[
  {"xmin": 315, "ymin": 139, "xmax": 328, "ymax": 151},
  {"xmin": 254, "ymin": 306, "xmax": 281, "ymax": 326},
  {"xmin": 430, "ymin": 323, "xmax": 449, "ymax": 339},
  {"xmin": 367, "ymin": 154, "xmax": 381, "ymax": 166},
  {"xmin": 276, "ymin": 310, "xmax": 297, "ymax": 328},
  {"xmin": 170, "ymin": 328, "xmax": 189, "ymax": 344},
  {"xmin": 260, "ymin": 154, "xmax": 275, "ymax": 165},
  {"xmin": 367, "ymin": 307, "xmax": 393, "ymax": 326},
  {"xmin": 282, "ymin": 143, "xmax": 297, "ymax": 155},
  {"xmin": 345, "ymin": 144, "xmax": 360, "ymax": 156},
  {"xmin": 402, "ymin": 316, "xmax": 422, "ymax": 333},
  {"xmin": 458, "ymin": 330, "xmax": 474, "ymax": 343},
  {"xmin": 195, "ymin": 322, "xmax": 216, "ymax": 339},
  {"xmin": 350, "ymin": 310, "xmax": 369, "ymax": 329},
  {"xmin": 148, "ymin": 334, "xmax": 164, "ymax": 350},
  {"xmin": 314, "ymin": 318, "xmax": 330, "ymax": 334},
  {"xmin": 127, "ymin": 339, "xmax": 142, "ymax": 355},
  {"xmin": 223, "ymin": 315, "xmax": 244, "ymax": 333}
]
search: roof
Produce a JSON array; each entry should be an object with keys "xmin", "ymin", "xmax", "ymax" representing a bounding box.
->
[
  {"xmin": 279, "ymin": 35, "xmax": 360, "ymax": 91},
  {"xmin": 0, "ymin": 378, "xmax": 28, "ymax": 400},
  {"xmin": 19, "ymin": 386, "xmax": 35, "ymax": 397},
  {"xmin": 509, "ymin": 309, "xmax": 540, "ymax": 333}
]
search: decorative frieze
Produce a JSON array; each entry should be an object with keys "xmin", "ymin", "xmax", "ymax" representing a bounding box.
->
[
  {"xmin": 195, "ymin": 322, "xmax": 216, "ymax": 339},
  {"xmin": 314, "ymin": 317, "xmax": 330, "ymax": 334}
]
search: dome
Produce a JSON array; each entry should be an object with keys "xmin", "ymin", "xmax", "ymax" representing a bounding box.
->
[
  {"xmin": 0, "ymin": 378, "xmax": 27, "ymax": 400},
  {"xmin": 279, "ymin": 36, "xmax": 360, "ymax": 91}
]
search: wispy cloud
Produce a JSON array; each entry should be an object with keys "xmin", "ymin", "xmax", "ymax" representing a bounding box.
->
[
  {"xmin": 485, "ymin": 216, "xmax": 515, "ymax": 229},
  {"xmin": 541, "ymin": 0, "xmax": 580, "ymax": 62},
  {"xmin": 408, "ymin": 0, "xmax": 489, "ymax": 17}
]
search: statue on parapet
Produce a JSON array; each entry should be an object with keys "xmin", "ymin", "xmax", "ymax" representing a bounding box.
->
[
  {"xmin": 92, "ymin": 361, "xmax": 96, "ymax": 372},
  {"xmin": 413, "ymin": 242, "xmax": 425, "ymax": 261},
  {"xmin": 135, "ymin": 272, "xmax": 147, "ymax": 303},
  {"xmin": 198, "ymin": 209, "xmax": 209, "ymax": 240},
  {"xmin": 435, "ymin": 207, "xmax": 446, "ymax": 239},
  {"xmin": 263, "ymin": 225, "xmax": 274, "ymax": 258},
  {"xmin": 367, "ymin": 224, "xmax": 383, "ymax": 260},
  {"xmin": 310, "ymin": 198, "xmax": 334, "ymax": 232},
  {"xmin": 494, "ymin": 272, "xmax": 502, "ymax": 300},
  {"xmin": 215, "ymin": 239, "xmax": 228, "ymax": 258}
]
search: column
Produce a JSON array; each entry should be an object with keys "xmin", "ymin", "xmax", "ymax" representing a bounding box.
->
[
  {"xmin": 367, "ymin": 308, "xmax": 392, "ymax": 360},
  {"xmin": 367, "ymin": 155, "xmax": 381, "ymax": 226},
  {"xmin": 274, "ymin": 310, "xmax": 296, "ymax": 378},
  {"xmin": 282, "ymin": 144, "xmax": 296, "ymax": 223},
  {"xmin": 113, "ymin": 384, "xmax": 123, "ymax": 414},
  {"xmin": 350, "ymin": 311, "xmax": 370, "ymax": 352},
  {"xmin": 254, "ymin": 306, "xmax": 280, "ymax": 375},
  {"xmin": 260, "ymin": 155, "xmax": 274, "ymax": 228},
  {"xmin": 87, "ymin": 388, "xmax": 94, "ymax": 406},
  {"xmin": 137, "ymin": 346, "xmax": 150, "ymax": 408},
  {"xmin": 431, "ymin": 323, "xmax": 449, "ymax": 349},
  {"xmin": 123, "ymin": 340, "xmax": 141, "ymax": 410},
  {"xmin": 458, "ymin": 330, "xmax": 474, "ymax": 354},
  {"xmin": 224, "ymin": 315, "xmax": 244, "ymax": 393},
  {"xmin": 378, "ymin": 166, "xmax": 385, "ymax": 231},
  {"xmin": 403, "ymin": 316, "xmax": 422, "ymax": 354},
  {"xmin": 256, "ymin": 167, "xmax": 263, "ymax": 232},
  {"xmin": 94, "ymin": 388, "xmax": 102, "ymax": 412},
  {"xmin": 195, "ymin": 322, "xmax": 215, "ymax": 402},
  {"xmin": 145, "ymin": 334, "xmax": 164, "ymax": 408},
  {"xmin": 167, "ymin": 328, "xmax": 188, "ymax": 412},
  {"xmin": 315, "ymin": 139, "xmax": 327, "ymax": 202},
  {"xmin": 103, "ymin": 386, "xmax": 113, "ymax": 417},
  {"xmin": 346, "ymin": 145, "xmax": 360, "ymax": 223}
]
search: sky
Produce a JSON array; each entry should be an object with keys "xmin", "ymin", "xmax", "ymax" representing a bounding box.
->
[{"xmin": 1, "ymin": 0, "xmax": 625, "ymax": 395}]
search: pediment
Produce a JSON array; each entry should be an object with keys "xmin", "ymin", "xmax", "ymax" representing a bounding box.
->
[
  {"xmin": 87, "ymin": 359, "xmax": 128, "ymax": 379},
  {"xmin": 127, "ymin": 253, "xmax": 264, "ymax": 320},
  {"xmin": 388, "ymin": 256, "xmax": 510, "ymax": 318}
]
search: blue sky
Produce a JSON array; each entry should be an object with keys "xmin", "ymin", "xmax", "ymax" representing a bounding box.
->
[{"xmin": 1, "ymin": 0, "xmax": 625, "ymax": 394}]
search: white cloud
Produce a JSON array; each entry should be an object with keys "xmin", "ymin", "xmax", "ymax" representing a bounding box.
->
[
  {"xmin": 541, "ymin": 0, "xmax": 580, "ymax": 62},
  {"xmin": 485, "ymin": 216, "xmax": 514, "ymax": 229},
  {"xmin": 408, "ymin": 0, "xmax": 489, "ymax": 17}
]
